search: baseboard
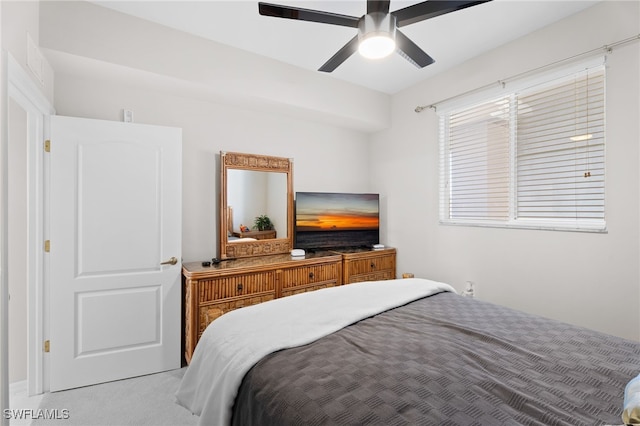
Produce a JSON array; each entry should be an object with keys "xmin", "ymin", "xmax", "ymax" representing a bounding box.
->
[
  {"xmin": 8, "ymin": 379, "xmax": 44, "ymax": 425},
  {"xmin": 9, "ymin": 380, "xmax": 27, "ymax": 396}
]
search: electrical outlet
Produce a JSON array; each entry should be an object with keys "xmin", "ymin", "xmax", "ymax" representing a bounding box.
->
[
  {"xmin": 462, "ymin": 281, "xmax": 475, "ymax": 298},
  {"xmin": 123, "ymin": 109, "xmax": 134, "ymax": 123}
]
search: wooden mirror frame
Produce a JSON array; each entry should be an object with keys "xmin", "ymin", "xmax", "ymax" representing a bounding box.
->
[{"xmin": 219, "ymin": 151, "xmax": 294, "ymax": 259}]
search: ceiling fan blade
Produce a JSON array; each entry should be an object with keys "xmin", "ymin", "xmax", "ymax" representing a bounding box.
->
[
  {"xmin": 392, "ymin": 0, "xmax": 492, "ymax": 27},
  {"xmin": 318, "ymin": 35, "xmax": 359, "ymax": 73},
  {"xmin": 258, "ymin": 2, "xmax": 359, "ymax": 28},
  {"xmin": 395, "ymin": 30, "xmax": 435, "ymax": 68},
  {"xmin": 367, "ymin": 0, "xmax": 391, "ymax": 15}
]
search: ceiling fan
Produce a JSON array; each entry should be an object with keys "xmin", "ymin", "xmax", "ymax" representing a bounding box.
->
[{"xmin": 258, "ymin": 0, "xmax": 492, "ymax": 73}]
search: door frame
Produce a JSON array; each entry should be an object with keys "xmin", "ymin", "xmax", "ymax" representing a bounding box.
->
[{"xmin": 2, "ymin": 51, "xmax": 55, "ymax": 397}]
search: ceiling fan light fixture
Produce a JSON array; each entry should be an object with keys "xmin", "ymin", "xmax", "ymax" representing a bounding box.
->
[
  {"xmin": 359, "ymin": 35, "xmax": 396, "ymax": 59},
  {"xmin": 358, "ymin": 13, "xmax": 397, "ymax": 60}
]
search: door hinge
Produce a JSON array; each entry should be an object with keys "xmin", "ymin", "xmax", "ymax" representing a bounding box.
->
[
  {"xmin": 44, "ymin": 340, "xmax": 50, "ymax": 353},
  {"xmin": 44, "ymin": 240, "xmax": 50, "ymax": 253},
  {"xmin": 44, "ymin": 140, "xmax": 50, "ymax": 152}
]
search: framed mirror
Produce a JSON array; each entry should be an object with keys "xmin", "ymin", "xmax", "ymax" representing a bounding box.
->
[{"xmin": 219, "ymin": 151, "xmax": 294, "ymax": 259}]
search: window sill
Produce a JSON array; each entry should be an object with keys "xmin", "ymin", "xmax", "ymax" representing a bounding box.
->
[{"xmin": 439, "ymin": 219, "xmax": 607, "ymax": 234}]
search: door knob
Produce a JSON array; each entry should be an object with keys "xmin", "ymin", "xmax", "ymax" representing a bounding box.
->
[{"xmin": 161, "ymin": 257, "xmax": 178, "ymax": 266}]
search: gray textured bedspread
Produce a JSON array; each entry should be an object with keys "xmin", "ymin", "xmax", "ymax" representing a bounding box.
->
[{"xmin": 232, "ymin": 292, "xmax": 640, "ymax": 425}]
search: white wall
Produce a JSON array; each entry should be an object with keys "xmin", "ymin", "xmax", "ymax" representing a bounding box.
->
[
  {"xmin": 38, "ymin": 1, "xmax": 389, "ymax": 133},
  {"xmin": 51, "ymin": 69, "xmax": 372, "ymax": 262},
  {"xmin": 2, "ymin": 1, "xmax": 53, "ymax": 104},
  {"xmin": 371, "ymin": 1, "xmax": 640, "ymax": 341}
]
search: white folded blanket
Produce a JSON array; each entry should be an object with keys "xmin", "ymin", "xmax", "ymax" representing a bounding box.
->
[{"xmin": 175, "ymin": 277, "xmax": 455, "ymax": 426}]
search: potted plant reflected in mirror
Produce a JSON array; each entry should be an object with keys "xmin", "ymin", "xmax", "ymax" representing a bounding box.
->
[{"xmin": 254, "ymin": 215, "xmax": 274, "ymax": 231}]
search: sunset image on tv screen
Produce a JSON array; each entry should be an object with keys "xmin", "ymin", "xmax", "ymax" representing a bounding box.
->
[
  {"xmin": 294, "ymin": 192, "xmax": 380, "ymax": 250},
  {"xmin": 296, "ymin": 192, "xmax": 379, "ymax": 231}
]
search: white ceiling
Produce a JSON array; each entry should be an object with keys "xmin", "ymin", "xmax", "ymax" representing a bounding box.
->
[{"xmin": 91, "ymin": 0, "xmax": 601, "ymax": 94}]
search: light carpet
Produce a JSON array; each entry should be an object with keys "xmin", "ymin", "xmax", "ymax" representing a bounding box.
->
[{"xmin": 32, "ymin": 368, "xmax": 198, "ymax": 426}]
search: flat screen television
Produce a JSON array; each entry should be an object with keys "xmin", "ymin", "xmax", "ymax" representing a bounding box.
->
[{"xmin": 294, "ymin": 192, "xmax": 380, "ymax": 251}]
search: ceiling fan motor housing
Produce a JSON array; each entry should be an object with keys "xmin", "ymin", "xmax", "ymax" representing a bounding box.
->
[{"xmin": 358, "ymin": 12, "xmax": 397, "ymax": 43}]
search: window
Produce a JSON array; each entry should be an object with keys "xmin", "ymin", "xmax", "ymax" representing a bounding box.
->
[{"xmin": 439, "ymin": 62, "xmax": 605, "ymax": 232}]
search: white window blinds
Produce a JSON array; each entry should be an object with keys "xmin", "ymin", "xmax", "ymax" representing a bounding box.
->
[
  {"xmin": 446, "ymin": 97, "xmax": 511, "ymax": 221},
  {"xmin": 516, "ymin": 69, "xmax": 605, "ymax": 221},
  {"xmin": 439, "ymin": 62, "xmax": 606, "ymax": 232}
]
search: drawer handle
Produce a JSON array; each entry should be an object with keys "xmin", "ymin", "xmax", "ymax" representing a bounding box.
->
[
  {"xmin": 237, "ymin": 283, "xmax": 243, "ymax": 292},
  {"xmin": 370, "ymin": 262, "xmax": 376, "ymax": 269},
  {"xmin": 309, "ymin": 272, "xmax": 315, "ymax": 280}
]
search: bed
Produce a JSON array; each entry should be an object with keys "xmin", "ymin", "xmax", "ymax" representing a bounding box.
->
[{"xmin": 176, "ymin": 278, "xmax": 640, "ymax": 426}]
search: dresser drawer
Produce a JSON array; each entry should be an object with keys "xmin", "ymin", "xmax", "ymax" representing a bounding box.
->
[
  {"xmin": 339, "ymin": 248, "xmax": 397, "ymax": 284},
  {"xmin": 348, "ymin": 256, "xmax": 395, "ymax": 277},
  {"xmin": 198, "ymin": 272, "xmax": 275, "ymax": 302},
  {"xmin": 281, "ymin": 262, "xmax": 341, "ymax": 296},
  {"xmin": 199, "ymin": 293, "xmax": 276, "ymax": 338}
]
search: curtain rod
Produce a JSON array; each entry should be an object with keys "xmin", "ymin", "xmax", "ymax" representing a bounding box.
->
[{"xmin": 414, "ymin": 33, "xmax": 640, "ymax": 113}]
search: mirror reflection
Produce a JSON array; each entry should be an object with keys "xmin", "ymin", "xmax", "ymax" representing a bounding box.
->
[{"xmin": 226, "ymin": 169, "xmax": 288, "ymax": 241}]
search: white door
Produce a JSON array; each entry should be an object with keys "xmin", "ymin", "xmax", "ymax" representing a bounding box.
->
[{"xmin": 48, "ymin": 116, "xmax": 182, "ymax": 391}]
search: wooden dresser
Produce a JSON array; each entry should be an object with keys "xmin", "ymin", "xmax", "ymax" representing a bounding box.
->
[
  {"xmin": 336, "ymin": 247, "xmax": 397, "ymax": 284},
  {"xmin": 182, "ymin": 251, "xmax": 342, "ymax": 363}
]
